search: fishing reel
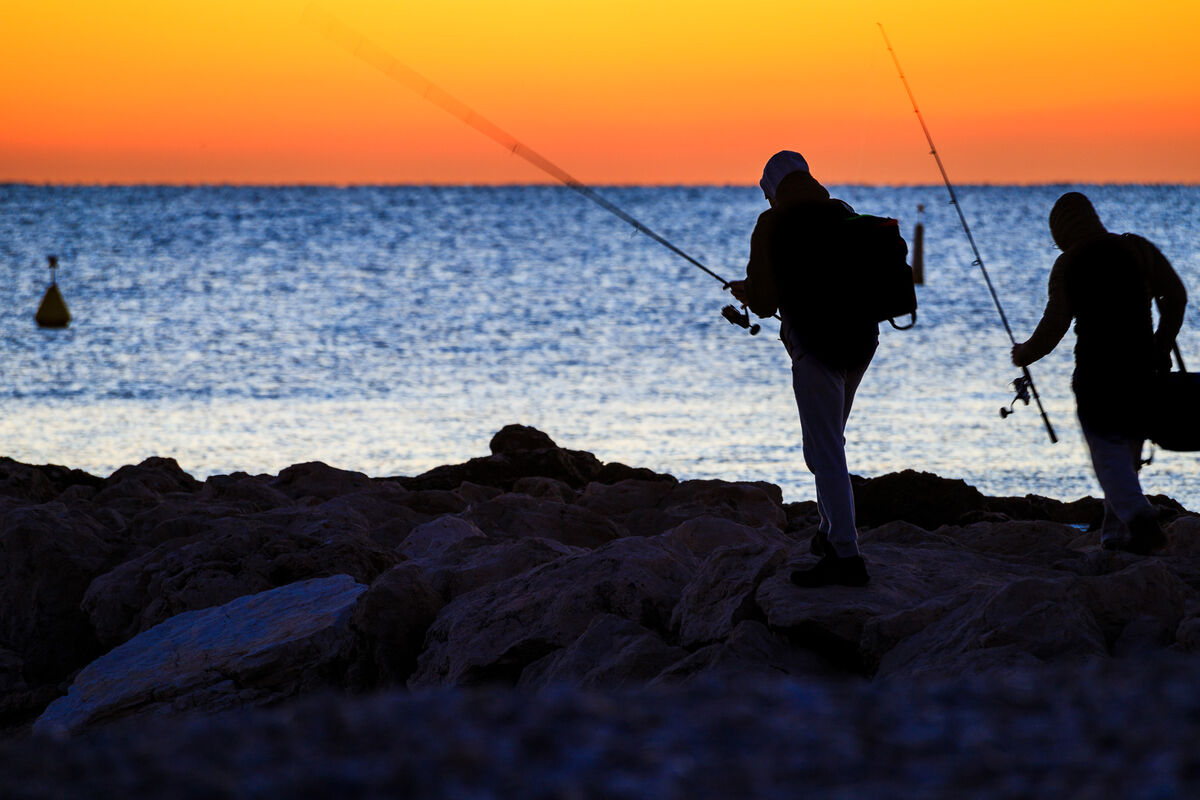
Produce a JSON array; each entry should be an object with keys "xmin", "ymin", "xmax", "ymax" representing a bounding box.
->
[
  {"xmin": 1000, "ymin": 374, "xmax": 1032, "ymax": 418},
  {"xmin": 721, "ymin": 304, "xmax": 760, "ymax": 336}
]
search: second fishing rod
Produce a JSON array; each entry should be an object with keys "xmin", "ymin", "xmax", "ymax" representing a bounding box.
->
[
  {"xmin": 879, "ymin": 24, "xmax": 1058, "ymax": 444},
  {"xmin": 303, "ymin": 5, "xmax": 763, "ymax": 336}
]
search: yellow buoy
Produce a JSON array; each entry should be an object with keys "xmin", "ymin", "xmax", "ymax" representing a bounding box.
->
[{"xmin": 35, "ymin": 255, "xmax": 71, "ymax": 328}]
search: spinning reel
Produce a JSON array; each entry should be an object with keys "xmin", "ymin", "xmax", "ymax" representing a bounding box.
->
[
  {"xmin": 1000, "ymin": 374, "xmax": 1032, "ymax": 419},
  {"xmin": 721, "ymin": 304, "xmax": 760, "ymax": 335}
]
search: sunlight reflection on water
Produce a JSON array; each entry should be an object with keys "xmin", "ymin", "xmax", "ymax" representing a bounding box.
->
[{"xmin": 1, "ymin": 185, "xmax": 1198, "ymax": 507}]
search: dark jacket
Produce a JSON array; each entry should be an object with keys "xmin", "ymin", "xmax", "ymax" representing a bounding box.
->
[
  {"xmin": 743, "ymin": 172, "xmax": 878, "ymax": 369},
  {"xmin": 1022, "ymin": 233, "xmax": 1187, "ymax": 435}
]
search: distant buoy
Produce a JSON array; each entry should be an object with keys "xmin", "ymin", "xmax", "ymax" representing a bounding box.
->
[
  {"xmin": 911, "ymin": 204, "xmax": 925, "ymax": 285},
  {"xmin": 35, "ymin": 255, "xmax": 71, "ymax": 328}
]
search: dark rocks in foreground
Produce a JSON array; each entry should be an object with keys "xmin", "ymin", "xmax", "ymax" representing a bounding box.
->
[{"xmin": 3, "ymin": 423, "xmax": 1200, "ymax": 792}]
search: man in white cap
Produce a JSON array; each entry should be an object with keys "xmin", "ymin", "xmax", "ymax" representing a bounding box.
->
[
  {"xmin": 1012, "ymin": 191, "xmax": 1186, "ymax": 554},
  {"xmin": 730, "ymin": 151, "xmax": 879, "ymax": 587}
]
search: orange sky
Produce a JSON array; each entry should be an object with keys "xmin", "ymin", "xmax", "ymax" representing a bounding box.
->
[{"xmin": 2, "ymin": 0, "xmax": 1198, "ymax": 185}]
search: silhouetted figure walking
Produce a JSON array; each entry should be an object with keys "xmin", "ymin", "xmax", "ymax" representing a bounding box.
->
[
  {"xmin": 1013, "ymin": 191, "xmax": 1187, "ymax": 554},
  {"xmin": 730, "ymin": 151, "xmax": 882, "ymax": 587}
]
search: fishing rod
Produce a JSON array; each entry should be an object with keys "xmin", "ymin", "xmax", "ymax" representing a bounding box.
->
[
  {"xmin": 878, "ymin": 24, "xmax": 1058, "ymax": 444},
  {"xmin": 302, "ymin": 4, "xmax": 762, "ymax": 335}
]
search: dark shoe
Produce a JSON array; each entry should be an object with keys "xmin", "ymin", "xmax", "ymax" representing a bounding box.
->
[
  {"xmin": 1124, "ymin": 514, "xmax": 1167, "ymax": 555},
  {"xmin": 791, "ymin": 554, "xmax": 870, "ymax": 588},
  {"xmin": 809, "ymin": 531, "xmax": 832, "ymax": 557}
]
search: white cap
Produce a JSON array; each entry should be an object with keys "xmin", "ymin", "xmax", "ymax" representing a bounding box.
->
[{"xmin": 759, "ymin": 150, "xmax": 809, "ymax": 200}]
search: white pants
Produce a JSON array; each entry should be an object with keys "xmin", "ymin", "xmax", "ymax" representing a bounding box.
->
[
  {"xmin": 1080, "ymin": 420, "xmax": 1154, "ymax": 545},
  {"xmin": 783, "ymin": 322, "xmax": 875, "ymax": 558}
]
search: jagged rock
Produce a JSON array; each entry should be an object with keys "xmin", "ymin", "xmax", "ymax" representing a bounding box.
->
[
  {"xmin": 579, "ymin": 479, "xmax": 786, "ymax": 537},
  {"xmin": 0, "ymin": 458, "xmax": 104, "ymax": 504},
  {"xmin": 657, "ymin": 515, "xmax": 787, "ymax": 558},
  {"xmin": 460, "ymin": 493, "xmax": 625, "ymax": 549},
  {"xmin": 518, "ymin": 614, "xmax": 689, "ymax": 689},
  {"xmin": 34, "ymin": 575, "xmax": 367, "ymax": 736},
  {"xmin": 398, "ymin": 517, "xmax": 489, "ymax": 561},
  {"xmin": 415, "ymin": 537, "xmax": 584, "ymax": 601},
  {"xmin": 489, "ymin": 424, "xmax": 557, "ymax": 454},
  {"xmin": 655, "ymin": 620, "xmax": 834, "ymax": 684},
  {"xmin": 271, "ymin": 462, "xmax": 371, "ymax": 503},
  {"xmin": 934, "ymin": 519, "xmax": 1083, "ymax": 561},
  {"xmin": 1069, "ymin": 560, "xmax": 1194, "ymax": 645},
  {"xmin": 671, "ymin": 541, "xmax": 788, "ymax": 648},
  {"xmin": 1167, "ymin": 515, "xmax": 1200, "ymax": 556},
  {"xmin": 757, "ymin": 543, "xmax": 1045, "ymax": 672},
  {"xmin": 0, "ymin": 503, "xmax": 116, "ymax": 693},
  {"xmin": 511, "ymin": 476, "xmax": 577, "ymax": 503},
  {"xmin": 350, "ymin": 565, "xmax": 444, "ymax": 686},
  {"xmin": 594, "ymin": 462, "xmax": 678, "ymax": 485},
  {"xmin": 875, "ymin": 577, "xmax": 1109, "ymax": 678},
  {"xmin": 81, "ymin": 507, "xmax": 398, "ymax": 649},
  {"xmin": 409, "ymin": 535, "xmax": 697, "ymax": 688},
  {"xmin": 398, "ymin": 449, "xmax": 604, "ymax": 492},
  {"xmin": 103, "ymin": 457, "xmax": 201, "ymax": 496},
  {"xmin": 853, "ymin": 470, "xmax": 987, "ymax": 530},
  {"xmin": 453, "ymin": 481, "xmax": 503, "ymax": 506},
  {"xmin": 199, "ymin": 472, "xmax": 294, "ymax": 512}
]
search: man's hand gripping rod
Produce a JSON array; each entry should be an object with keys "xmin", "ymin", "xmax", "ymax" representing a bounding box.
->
[{"xmin": 879, "ymin": 24, "xmax": 1057, "ymax": 443}]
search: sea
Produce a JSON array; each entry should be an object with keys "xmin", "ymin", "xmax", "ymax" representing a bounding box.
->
[{"xmin": 2, "ymin": 184, "xmax": 1198, "ymax": 508}]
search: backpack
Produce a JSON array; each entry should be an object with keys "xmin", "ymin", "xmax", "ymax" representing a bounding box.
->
[
  {"xmin": 773, "ymin": 207, "xmax": 917, "ymax": 333},
  {"xmin": 835, "ymin": 214, "xmax": 919, "ymax": 330}
]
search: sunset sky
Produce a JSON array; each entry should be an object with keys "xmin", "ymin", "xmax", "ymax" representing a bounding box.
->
[{"xmin": 2, "ymin": 0, "xmax": 1198, "ymax": 185}]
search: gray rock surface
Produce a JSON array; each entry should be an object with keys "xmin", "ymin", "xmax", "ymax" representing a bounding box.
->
[{"xmin": 34, "ymin": 575, "xmax": 367, "ymax": 736}]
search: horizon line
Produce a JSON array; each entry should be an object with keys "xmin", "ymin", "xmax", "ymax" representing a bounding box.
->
[{"xmin": 4, "ymin": 180, "xmax": 1198, "ymax": 189}]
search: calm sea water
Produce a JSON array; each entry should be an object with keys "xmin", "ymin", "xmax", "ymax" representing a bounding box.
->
[{"xmin": 2, "ymin": 184, "xmax": 1198, "ymax": 507}]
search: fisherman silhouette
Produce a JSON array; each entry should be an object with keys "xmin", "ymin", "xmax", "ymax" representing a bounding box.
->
[
  {"xmin": 1012, "ymin": 191, "xmax": 1187, "ymax": 554},
  {"xmin": 730, "ymin": 151, "xmax": 886, "ymax": 587}
]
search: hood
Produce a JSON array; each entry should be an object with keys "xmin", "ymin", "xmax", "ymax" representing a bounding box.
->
[
  {"xmin": 1049, "ymin": 192, "xmax": 1108, "ymax": 251},
  {"xmin": 772, "ymin": 170, "xmax": 831, "ymax": 206}
]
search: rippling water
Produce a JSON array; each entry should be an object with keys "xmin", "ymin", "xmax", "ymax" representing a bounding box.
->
[{"xmin": 2, "ymin": 184, "xmax": 1197, "ymax": 507}]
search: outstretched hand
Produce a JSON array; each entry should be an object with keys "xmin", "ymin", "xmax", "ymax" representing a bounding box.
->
[{"xmin": 1011, "ymin": 343, "xmax": 1028, "ymax": 367}]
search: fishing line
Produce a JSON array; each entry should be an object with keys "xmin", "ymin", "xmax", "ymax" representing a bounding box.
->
[
  {"xmin": 302, "ymin": 5, "xmax": 762, "ymax": 331},
  {"xmin": 878, "ymin": 23, "xmax": 1058, "ymax": 444}
]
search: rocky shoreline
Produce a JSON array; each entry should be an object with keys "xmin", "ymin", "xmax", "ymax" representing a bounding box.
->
[{"xmin": 3, "ymin": 424, "xmax": 1200, "ymax": 796}]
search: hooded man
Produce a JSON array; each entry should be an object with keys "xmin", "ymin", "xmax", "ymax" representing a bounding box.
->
[
  {"xmin": 1012, "ymin": 191, "xmax": 1187, "ymax": 553},
  {"xmin": 729, "ymin": 150, "xmax": 882, "ymax": 587}
]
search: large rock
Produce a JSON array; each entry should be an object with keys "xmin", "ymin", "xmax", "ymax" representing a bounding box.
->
[
  {"xmin": 757, "ymin": 542, "xmax": 1048, "ymax": 672},
  {"xmin": 409, "ymin": 535, "xmax": 697, "ymax": 688},
  {"xmin": 414, "ymin": 536, "xmax": 583, "ymax": 601},
  {"xmin": 0, "ymin": 458, "xmax": 104, "ymax": 504},
  {"xmin": 489, "ymin": 424, "xmax": 558, "ymax": 453},
  {"xmin": 398, "ymin": 517, "xmax": 489, "ymax": 562},
  {"xmin": 398, "ymin": 450, "xmax": 604, "ymax": 492},
  {"xmin": 460, "ymin": 493, "xmax": 626, "ymax": 549},
  {"xmin": 271, "ymin": 462, "xmax": 371, "ymax": 503},
  {"xmin": 349, "ymin": 565, "xmax": 445, "ymax": 687},
  {"xmin": 671, "ymin": 541, "xmax": 788, "ymax": 648},
  {"xmin": 34, "ymin": 575, "xmax": 367, "ymax": 736},
  {"xmin": 875, "ymin": 576, "xmax": 1109, "ymax": 678},
  {"xmin": 579, "ymin": 479, "xmax": 786, "ymax": 537},
  {"xmin": 518, "ymin": 614, "xmax": 689, "ymax": 689},
  {"xmin": 933, "ymin": 519, "xmax": 1084, "ymax": 562},
  {"xmin": 82, "ymin": 506, "xmax": 397, "ymax": 649},
  {"xmin": 655, "ymin": 620, "xmax": 834, "ymax": 684},
  {"xmin": 0, "ymin": 503, "xmax": 116, "ymax": 696},
  {"xmin": 853, "ymin": 470, "xmax": 987, "ymax": 530}
]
